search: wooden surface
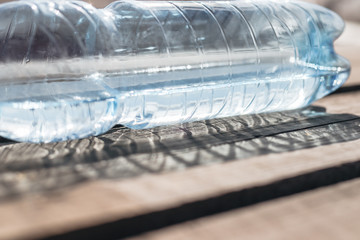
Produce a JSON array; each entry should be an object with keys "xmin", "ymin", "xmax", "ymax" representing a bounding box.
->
[
  {"xmin": 129, "ymin": 178, "xmax": 360, "ymax": 240},
  {"xmin": 0, "ymin": 23, "xmax": 359, "ymax": 240}
]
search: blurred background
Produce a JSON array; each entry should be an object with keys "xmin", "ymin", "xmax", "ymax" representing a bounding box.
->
[{"xmin": 304, "ymin": 0, "xmax": 360, "ymax": 22}]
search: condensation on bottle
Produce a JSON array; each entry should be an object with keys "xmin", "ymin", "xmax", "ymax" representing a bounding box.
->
[{"xmin": 0, "ymin": 0, "xmax": 350, "ymax": 142}]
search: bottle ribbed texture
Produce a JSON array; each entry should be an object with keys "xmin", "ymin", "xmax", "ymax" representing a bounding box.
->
[{"xmin": 0, "ymin": 0, "xmax": 350, "ymax": 142}]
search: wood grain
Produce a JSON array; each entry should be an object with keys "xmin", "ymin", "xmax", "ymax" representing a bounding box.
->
[
  {"xmin": 128, "ymin": 177, "xmax": 360, "ymax": 240},
  {"xmin": 1, "ymin": 106, "xmax": 358, "ymax": 200},
  {"xmin": 0, "ymin": 47, "xmax": 359, "ymax": 240},
  {"xmin": 0, "ymin": 91, "xmax": 358, "ymax": 239},
  {"xmin": 0, "ymin": 13, "xmax": 358, "ymax": 240}
]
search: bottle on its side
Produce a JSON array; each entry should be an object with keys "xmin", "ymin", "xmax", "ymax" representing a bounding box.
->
[{"xmin": 0, "ymin": 0, "xmax": 350, "ymax": 142}]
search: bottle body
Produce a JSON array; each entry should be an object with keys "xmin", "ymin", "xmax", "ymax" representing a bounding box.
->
[{"xmin": 0, "ymin": 0, "xmax": 350, "ymax": 142}]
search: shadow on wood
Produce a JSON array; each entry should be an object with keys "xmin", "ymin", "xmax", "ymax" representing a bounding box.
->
[{"xmin": 0, "ymin": 106, "xmax": 359, "ymax": 200}]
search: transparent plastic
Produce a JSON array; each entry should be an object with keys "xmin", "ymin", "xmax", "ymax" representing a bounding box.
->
[{"xmin": 0, "ymin": 0, "xmax": 350, "ymax": 142}]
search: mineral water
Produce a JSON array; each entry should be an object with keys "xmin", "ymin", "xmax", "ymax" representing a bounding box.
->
[{"xmin": 0, "ymin": 0, "xmax": 350, "ymax": 142}]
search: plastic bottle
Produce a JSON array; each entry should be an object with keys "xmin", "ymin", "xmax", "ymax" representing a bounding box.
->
[{"xmin": 0, "ymin": 0, "xmax": 350, "ymax": 143}]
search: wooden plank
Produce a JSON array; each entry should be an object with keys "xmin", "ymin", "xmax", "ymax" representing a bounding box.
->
[
  {"xmin": 0, "ymin": 91, "xmax": 359, "ymax": 239},
  {"xmin": 0, "ymin": 33, "xmax": 359, "ymax": 237},
  {"xmin": 1, "ymin": 103, "xmax": 359, "ymax": 200},
  {"xmin": 0, "ymin": 17, "xmax": 358, "ymax": 240},
  {"xmin": 128, "ymin": 178, "xmax": 360, "ymax": 240},
  {"xmin": 318, "ymin": 91, "xmax": 360, "ymax": 115}
]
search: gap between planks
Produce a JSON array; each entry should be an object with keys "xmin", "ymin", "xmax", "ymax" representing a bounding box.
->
[
  {"xmin": 0, "ymin": 65, "xmax": 359, "ymax": 240},
  {"xmin": 128, "ymin": 177, "xmax": 360, "ymax": 240},
  {"xmin": 1, "ymin": 129, "xmax": 360, "ymax": 239}
]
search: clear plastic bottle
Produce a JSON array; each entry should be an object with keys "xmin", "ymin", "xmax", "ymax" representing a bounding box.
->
[{"xmin": 0, "ymin": 0, "xmax": 350, "ymax": 142}]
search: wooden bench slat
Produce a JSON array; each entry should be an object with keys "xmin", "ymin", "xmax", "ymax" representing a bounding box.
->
[
  {"xmin": 0, "ymin": 21, "xmax": 359, "ymax": 240},
  {"xmin": 128, "ymin": 178, "xmax": 360, "ymax": 240},
  {"xmin": 1, "ymin": 91, "xmax": 360, "ymax": 239}
]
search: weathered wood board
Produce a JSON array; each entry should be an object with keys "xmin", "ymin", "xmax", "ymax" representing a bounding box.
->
[
  {"xmin": 0, "ymin": 20, "xmax": 359, "ymax": 240},
  {"xmin": 0, "ymin": 79, "xmax": 359, "ymax": 240},
  {"xmin": 129, "ymin": 178, "xmax": 360, "ymax": 240}
]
